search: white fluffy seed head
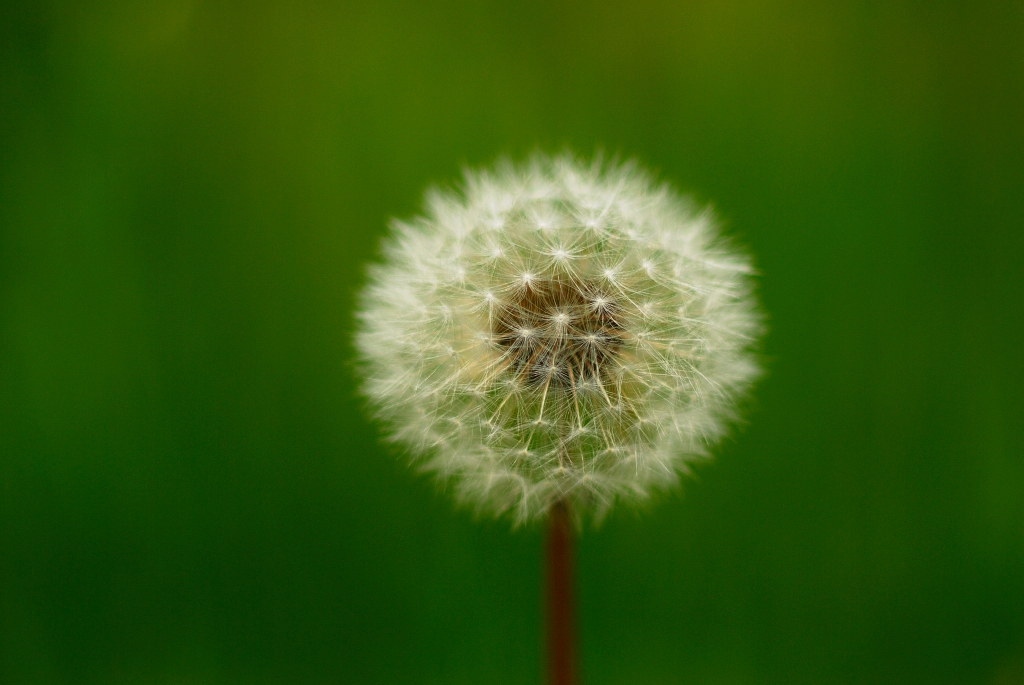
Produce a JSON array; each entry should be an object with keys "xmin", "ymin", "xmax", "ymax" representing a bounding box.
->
[{"xmin": 355, "ymin": 153, "xmax": 763, "ymax": 525}]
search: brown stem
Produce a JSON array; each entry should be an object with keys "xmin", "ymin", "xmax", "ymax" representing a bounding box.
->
[{"xmin": 545, "ymin": 500, "xmax": 577, "ymax": 685}]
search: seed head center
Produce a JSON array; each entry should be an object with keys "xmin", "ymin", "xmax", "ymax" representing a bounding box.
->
[{"xmin": 492, "ymin": 278, "xmax": 623, "ymax": 388}]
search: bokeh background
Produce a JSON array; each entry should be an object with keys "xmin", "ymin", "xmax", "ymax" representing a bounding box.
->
[{"xmin": 2, "ymin": 1, "xmax": 1023, "ymax": 683}]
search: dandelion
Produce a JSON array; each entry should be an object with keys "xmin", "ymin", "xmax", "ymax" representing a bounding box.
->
[
  {"xmin": 356, "ymin": 153, "xmax": 763, "ymax": 685},
  {"xmin": 355, "ymin": 153, "xmax": 763, "ymax": 525}
]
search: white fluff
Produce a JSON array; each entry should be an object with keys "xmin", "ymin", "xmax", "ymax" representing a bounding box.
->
[{"xmin": 356, "ymin": 154, "xmax": 763, "ymax": 524}]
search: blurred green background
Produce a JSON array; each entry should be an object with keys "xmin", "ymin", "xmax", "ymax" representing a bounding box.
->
[{"xmin": 2, "ymin": 1, "xmax": 1022, "ymax": 683}]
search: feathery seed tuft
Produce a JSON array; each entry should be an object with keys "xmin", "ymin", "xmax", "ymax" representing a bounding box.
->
[{"xmin": 356, "ymin": 154, "xmax": 763, "ymax": 524}]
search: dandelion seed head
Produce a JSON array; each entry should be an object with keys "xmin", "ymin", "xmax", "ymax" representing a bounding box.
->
[{"xmin": 356, "ymin": 153, "xmax": 763, "ymax": 524}]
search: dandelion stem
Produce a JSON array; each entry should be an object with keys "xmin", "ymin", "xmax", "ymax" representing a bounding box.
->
[{"xmin": 545, "ymin": 500, "xmax": 577, "ymax": 685}]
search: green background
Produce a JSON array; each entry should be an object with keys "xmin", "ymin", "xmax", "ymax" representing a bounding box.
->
[{"xmin": 2, "ymin": 1, "xmax": 1022, "ymax": 683}]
